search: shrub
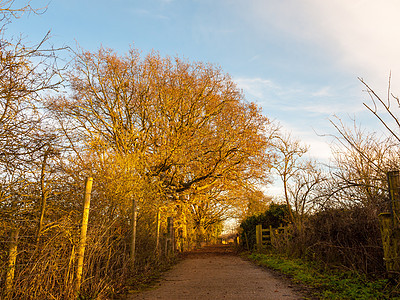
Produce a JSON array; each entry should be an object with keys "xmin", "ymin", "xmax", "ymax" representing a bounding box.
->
[{"xmin": 301, "ymin": 206, "xmax": 385, "ymax": 274}]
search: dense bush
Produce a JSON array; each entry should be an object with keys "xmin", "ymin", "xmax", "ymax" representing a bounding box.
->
[
  {"xmin": 301, "ymin": 206, "xmax": 385, "ymax": 274},
  {"xmin": 241, "ymin": 203, "xmax": 386, "ymax": 275}
]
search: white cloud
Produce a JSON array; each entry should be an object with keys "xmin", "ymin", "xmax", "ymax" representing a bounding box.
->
[
  {"xmin": 231, "ymin": 1, "xmax": 400, "ymax": 166},
  {"xmin": 245, "ymin": 0, "xmax": 400, "ymax": 93},
  {"xmin": 311, "ymin": 87, "xmax": 331, "ymax": 97},
  {"xmin": 234, "ymin": 76, "xmax": 363, "ymax": 116},
  {"xmin": 235, "ymin": 78, "xmax": 338, "ymax": 160},
  {"xmin": 235, "ymin": 77, "xmax": 279, "ymax": 99},
  {"xmin": 305, "ymin": 139, "xmax": 333, "ymax": 161}
]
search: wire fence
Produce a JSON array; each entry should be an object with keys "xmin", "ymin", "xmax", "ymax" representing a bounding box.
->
[{"xmin": 0, "ymin": 178, "xmax": 183, "ymax": 300}]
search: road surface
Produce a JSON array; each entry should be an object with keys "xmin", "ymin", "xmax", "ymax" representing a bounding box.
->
[{"xmin": 131, "ymin": 245, "xmax": 306, "ymax": 300}]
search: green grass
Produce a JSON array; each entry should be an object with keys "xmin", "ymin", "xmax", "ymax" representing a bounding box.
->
[{"xmin": 246, "ymin": 252, "xmax": 397, "ymax": 299}]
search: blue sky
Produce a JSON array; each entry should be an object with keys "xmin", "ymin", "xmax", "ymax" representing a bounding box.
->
[{"xmin": 7, "ymin": 0, "xmax": 400, "ymax": 194}]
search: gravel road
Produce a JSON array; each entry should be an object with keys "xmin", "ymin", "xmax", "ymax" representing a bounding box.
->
[{"xmin": 131, "ymin": 245, "xmax": 306, "ymax": 300}]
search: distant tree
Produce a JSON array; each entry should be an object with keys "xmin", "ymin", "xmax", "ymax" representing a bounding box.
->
[
  {"xmin": 272, "ymin": 133, "xmax": 308, "ymax": 225},
  {"xmin": 287, "ymin": 159, "xmax": 326, "ymax": 225}
]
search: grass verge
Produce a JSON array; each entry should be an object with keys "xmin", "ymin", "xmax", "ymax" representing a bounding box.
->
[{"xmin": 246, "ymin": 252, "xmax": 398, "ymax": 299}]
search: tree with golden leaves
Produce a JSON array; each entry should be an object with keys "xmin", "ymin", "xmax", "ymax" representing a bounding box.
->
[{"xmin": 51, "ymin": 45, "xmax": 275, "ymax": 256}]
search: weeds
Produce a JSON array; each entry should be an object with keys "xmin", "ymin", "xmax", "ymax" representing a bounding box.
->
[{"xmin": 247, "ymin": 252, "xmax": 396, "ymax": 299}]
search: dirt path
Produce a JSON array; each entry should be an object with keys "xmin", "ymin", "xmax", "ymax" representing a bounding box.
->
[{"xmin": 131, "ymin": 245, "xmax": 306, "ymax": 300}]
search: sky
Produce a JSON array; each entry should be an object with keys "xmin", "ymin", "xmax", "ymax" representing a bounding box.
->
[{"xmin": 7, "ymin": 0, "xmax": 400, "ymax": 195}]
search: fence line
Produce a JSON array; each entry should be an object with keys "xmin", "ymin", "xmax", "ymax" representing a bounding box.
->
[{"xmin": 0, "ymin": 176, "xmax": 181, "ymax": 299}]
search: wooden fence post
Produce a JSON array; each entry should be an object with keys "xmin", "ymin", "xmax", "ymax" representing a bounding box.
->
[
  {"xmin": 75, "ymin": 177, "xmax": 93, "ymax": 295},
  {"xmin": 378, "ymin": 213, "xmax": 398, "ymax": 273},
  {"xmin": 388, "ymin": 171, "xmax": 400, "ymax": 225},
  {"xmin": 379, "ymin": 171, "xmax": 400, "ymax": 275},
  {"xmin": 256, "ymin": 224, "xmax": 262, "ymax": 250},
  {"xmin": 5, "ymin": 228, "xmax": 19, "ymax": 295},
  {"xmin": 269, "ymin": 225, "xmax": 274, "ymax": 245}
]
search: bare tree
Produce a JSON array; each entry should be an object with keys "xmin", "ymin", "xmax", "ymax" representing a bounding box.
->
[
  {"xmin": 288, "ymin": 159, "xmax": 326, "ymax": 222},
  {"xmin": 272, "ymin": 132, "xmax": 308, "ymax": 225},
  {"xmin": 327, "ymin": 117, "xmax": 395, "ymax": 210}
]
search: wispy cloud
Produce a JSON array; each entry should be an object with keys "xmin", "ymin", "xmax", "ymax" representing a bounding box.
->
[
  {"xmin": 235, "ymin": 76, "xmax": 363, "ymax": 116},
  {"xmin": 235, "ymin": 77, "xmax": 279, "ymax": 99},
  {"xmin": 244, "ymin": 0, "xmax": 400, "ymax": 92},
  {"xmin": 311, "ymin": 87, "xmax": 331, "ymax": 97},
  {"xmin": 131, "ymin": 8, "xmax": 149, "ymax": 15},
  {"xmin": 249, "ymin": 55, "xmax": 260, "ymax": 62},
  {"xmin": 130, "ymin": 8, "xmax": 169, "ymax": 20}
]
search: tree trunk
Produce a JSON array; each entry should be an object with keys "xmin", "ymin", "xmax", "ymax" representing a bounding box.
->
[
  {"xmin": 196, "ymin": 221, "xmax": 206, "ymax": 248},
  {"xmin": 130, "ymin": 197, "xmax": 138, "ymax": 269},
  {"xmin": 165, "ymin": 216, "xmax": 175, "ymax": 255},
  {"xmin": 181, "ymin": 211, "xmax": 188, "ymax": 251},
  {"xmin": 283, "ymin": 178, "xmax": 295, "ymax": 226},
  {"xmin": 155, "ymin": 207, "xmax": 161, "ymax": 254},
  {"xmin": 36, "ymin": 146, "xmax": 50, "ymax": 244}
]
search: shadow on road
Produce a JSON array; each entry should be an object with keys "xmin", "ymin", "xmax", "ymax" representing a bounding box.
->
[{"xmin": 180, "ymin": 244, "xmax": 236, "ymax": 259}]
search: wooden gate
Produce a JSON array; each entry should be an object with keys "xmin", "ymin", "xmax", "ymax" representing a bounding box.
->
[{"xmin": 255, "ymin": 224, "xmax": 286, "ymax": 249}]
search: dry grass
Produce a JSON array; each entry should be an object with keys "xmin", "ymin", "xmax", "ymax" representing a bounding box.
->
[{"xmin": 0, "ymin": 212, "xmax": 178, "ymax": 299}]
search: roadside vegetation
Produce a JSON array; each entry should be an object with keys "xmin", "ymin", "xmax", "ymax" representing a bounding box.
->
[
  {"xmin": 247, "ymin": 252, "xmax": 393, "ymax": 299},
  {"xmin": 237, "ymin": 73, "xmax": 400, "ymax": 298},
  {"xmin": 239, "ymin": 201, "xmax": 396, "ymax": 298},
  {"xmin": 1, "ymin": 1, "xmax": 400, "ymax": 299},
  {"xmin": 239, "ymin": 125, "xmax": 400, "ymax": 297}
]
